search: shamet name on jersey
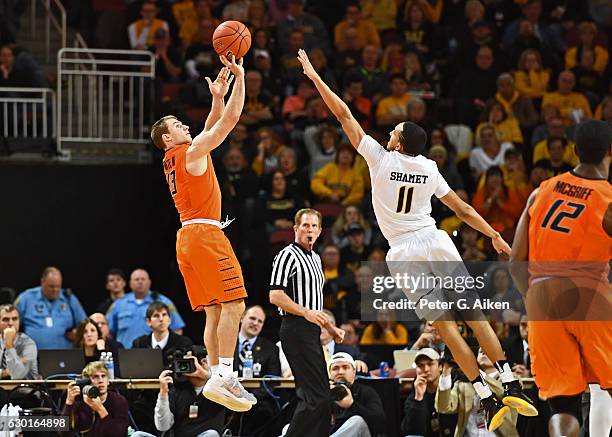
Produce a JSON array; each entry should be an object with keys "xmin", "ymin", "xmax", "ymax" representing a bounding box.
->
[{"xmin": 389, "ymin": 172, "xmax": 429, "ymax": 184}]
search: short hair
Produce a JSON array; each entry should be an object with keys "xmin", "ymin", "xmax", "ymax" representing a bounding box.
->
[
  {"xmin": 82, "ymin": 361, "xmax": 109, "ymax": 378},
  {"xmin": 106, "ymin": 268, "xmax": 126, "ymax": 282},
  {"xmin": 399, "ymin": 121, "xmax": 428, "ymax": 155},
  {"xmin": 146, "ymin": 301, "xmax": 170, "ymax": 319},
  {"xmin": 574, "ymin": 120, "xmax": 611, "ymax": 165},
  {"xmin": 0, "ymin": 304, "xmax": 18, "ymax": 315},
  {"xmin": 390, "ymin": 74, "xmax": 407, "ymax": 84},
  {"xmin": 294, "ymin": 208, "xmax": 323, "ymax": 227},
  {"xmin": 322, "ymin": 309, "xmax": 335, "ymax": 325},
  {"xmin": 41, "ymin": 266, "xmax": 61, "ymax": 281},
  {"xmin": 496, "ymin": 72, "xmax": 514, "ymax": 87},
  {"xmin": 151, "ymin": 115, "xmax": 177, "ymax": 150}
]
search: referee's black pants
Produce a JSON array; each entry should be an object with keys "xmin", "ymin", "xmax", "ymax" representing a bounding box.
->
[{"xmin": 280, "ymin": 314, "xmax": 331, "ymax": 437}]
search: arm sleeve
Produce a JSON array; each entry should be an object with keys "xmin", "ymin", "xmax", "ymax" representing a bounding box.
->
[
  {"xmin": 435, "ymin": 376, "xmax": 459, "ymax": 414},
  {"xmin": 6, "ymin": 337, "xmax": 37, "ymax": 379},
  {"xmin": 434, "ymin": 168, "xmax": 451, "ymax": 199},
  {"xmin": 154, "ymin": 393, "xmax": 175, "ymax": 432},
  {"xmin": 348, "ymin": 386, "xmax": 386, "ymax": 434},
  {"xmin": 71, "ymin": 295, "xmax": 87, "ymax": 326},
  {"xmin": 401, "ymin": 392, "xmax": 430, "ymax": 435},
  {"xmin": 96, "ymin": 393, "xmax": 129, "ymax": 435},
  {"xmin": 270, "ymin": 251, "xmax": 296, "ymax": 291},
  {"xmin": 357, "ymin": 135, "xmax": 385, "ymax": 171}
]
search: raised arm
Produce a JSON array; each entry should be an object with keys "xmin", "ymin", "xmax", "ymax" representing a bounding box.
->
[
  {"xmin": 439, "ymin": 189, "xmax": 511, "ymax": 255},
  {"xmin": 203, "ymin": 66, "xmax": 233, "ymax": 131},
  {"xmin": 297, "ymin": 49, "xmax": 365, "ymax": 149},
  {"xmin": 188, "ymin": 55, "xmax": 245, "ymax": 159}
]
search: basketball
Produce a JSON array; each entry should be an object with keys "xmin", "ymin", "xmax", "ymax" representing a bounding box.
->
[{"xmin": 212, "ymin": 21, "xmax": 251, "ymax": 59}]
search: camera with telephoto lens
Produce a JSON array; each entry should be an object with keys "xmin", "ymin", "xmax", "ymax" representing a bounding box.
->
[
  {"xmin": 166, "ymin": 346, "xmax": 208, "ymax": 375},
  {"xmin": 330, "ymin": 381, "xmax": 351, "ymax": 402},
  {"xmin": 75, "ymin": 378, "xmax": 99, "ymax": 399}
]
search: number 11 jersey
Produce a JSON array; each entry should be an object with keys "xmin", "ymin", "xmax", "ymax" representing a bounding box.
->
[{"xmin": 358, "ymin": 135, "xmax": 451, "ymax": 245}]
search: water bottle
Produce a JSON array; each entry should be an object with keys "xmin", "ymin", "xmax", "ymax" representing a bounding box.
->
[
  {"xmin": 100, "ymin": 352, "xmax": 107, "ymax": 367},
  {"xmin": 106, "ymin": 352, "xmax": 115, "ymax": 380},
  {"xmin": 379, "ymin": 361, "xmax": 390, "ymax": 378},
  {"xmin": 243, "ymin": 350, "xmax": 254, "ymax": 378}
]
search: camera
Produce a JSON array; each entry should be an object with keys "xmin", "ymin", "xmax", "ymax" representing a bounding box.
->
[
  {"xmin": 173, "ymin": 358, "xmax": 196, "ymax": 375},
  {"xmin": 75, "ymin": 378, "xmax": 99, "ymax": 399},
  {"xmin": 166, "ymin": 345, "xmax": 208, "ymax": 375},
  {"xmin": 330, "ymin": 381, "xmax": 350, "ymax": 402}
]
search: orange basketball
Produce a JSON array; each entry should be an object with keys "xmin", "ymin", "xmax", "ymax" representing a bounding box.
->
[{"xmin": 212, "ymin": 21, "xmax": 251, "ymax": 59}]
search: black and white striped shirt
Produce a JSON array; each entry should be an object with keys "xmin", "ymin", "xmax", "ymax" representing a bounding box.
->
[{"xmin": 269, "ymin": 242, "xmax": 325, "ymax": 315}]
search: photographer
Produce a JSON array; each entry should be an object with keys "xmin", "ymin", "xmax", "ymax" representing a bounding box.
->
[
  {"xmin": 60, "ymin": 361, "xmax": 129, "ymax": 436},
  {"xmin": 133, "ymin": 348, "xmax": 225, "ymax": 437},
  {"xmin": 328, "ymin": 352, "xmax": 385, "ymax": 437}
]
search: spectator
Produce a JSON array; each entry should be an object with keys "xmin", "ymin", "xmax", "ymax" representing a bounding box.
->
[
  {"xmin": 255, "ymin": 170, "xmax": 304, "ymax": 232},
  {"xmin": 253, "ymin": 49, "xmax": 283, "ymax": 99},
  {"xmin": 96, "ymin": 269, "xmax": 127, "ymax": 314},
  {"xmin": 149, "ymin": 28, "xmax": 182, "ymax": 83},
  {"xmin": 328, "ymin": 352, "xmax": 385, "ymax": 436},
  {"xmin": 308, "ymin": 48, "xmax": 339, "ymax": 94},
  {"xmin": 340, "ymin": 224, "xmax": 372, "ymax": 273},
  {"xmin": 472, "ymin": 166, "xmax": 524, "ymax": 234},
  {"xmin": 183, "ymin": 18, "xmax": 216, "ymax": 82},
  {"xmin": 402, "ymin": 50, "xmax": 433, "ymax": 92},
  {"xmin": 410, "ymin": 321, "xmax": 444, "ymax": 353},
  {"xmin": 398, "ymin": 0, "xmax": 443, "ymax": 61},
  {"xmin": 349, "ymin": 45, "xmax": 388, "ymax": 102},
  {"xmin": 171, "ymin": 0, "xmax": 196, "ymax": 30},
  {"xmin": 213, "ymin": 122, "xmax": 250, "ymax": 163},
  {"xmin": 321, "ymin": 311, "xmax": 368, "ymax": 373},
  {"xmin": 106, "ymin": 268, "xmax": 185, "ymax": 349},
  {"xmin": 530, "ymin": 104, "xmax": 562, "ymax": 145},
  {"xmin": 469, "ymin": 124, "xmax": 514, "ymax": 179},
  {"xmin": 375, "ymin": 75, "xmax": 411, "ymax": 129},
  {"xmin": 273, "ymin": 146, "xmax": 311, "ymax": 201},
  {"xmin": 360, "ymin": 309, "xmax": 408, "ymax": 346},
  {"xmin": 60, "ymin": 361, "xmax": 129, "ymax": 437},
  {"xmin": 476, "ymin": 100, "xmax": 523, "ymax": 147},
  {"xmin": 222, "ymin": 0, "xmax": 249, "ymax": 22},
  {"xmin": 500, "ymin": 148, "xmax": 528, "ymax": 192},
  {"xmin": 331, "ymin": 205, "xmax": 373, "ymax": 249},
  {"xmin": 89, "ymin": 313, "xmax": 124, "ymax": 349},
  {"xmin": 304, "ymin": 124, "xmax": 340, "ymax": 178},
  {"xmin": 407, "ymin": 97, "xmax": 433, "ymax": 134},
  {"xmin": 565, "ymin": 21, "xmax": 609, "ymax": 75},
  {"xmin": 400, "ymin": 348, "xmax": 442, "ymax": 437},
  {"xmin": 595, "ymin": 95, "xmax": 612, "ymax": 122},
  {"xmin": 128, "ymin": 1, "xmax": 169, "ymax": 50},
  {"xmin": 16, "ymin": 267, "xmax": 87, "ymax": 349},
  {"xmin": 399, "ymin": 0, "xmax": 443, "ymax": 24},
  {"xmin": 252, "ymin": 127, "xmax": 283, "ymax": 177},
  {"xmin": 276, "ymin": 0, "xmax": 330, "ymax": 56},
  {"xmin": 429, "ymin": 145, "xmax": 463, "ymax": 191},
  {"xmin": 570, "ymin": 47, "xmax": 606, "ymax": 100},
  {"xmin": 246, "ymin": 0, "xmax": 268, "ymax": 31},
  {"xmin": 178, "ymin": 0, "xmax": 220, "ymax": 48},
  {"xmin": 74, "ymin": 318, "xmax": 110, "ymax": 367},
  {"xmin": 435, "ymin": 348, "xmax": 519, "ymax": 437},
  {"xmin": 0, "ymin": 304, "xmax": 38, "ymax": 379},
  {"xmin": 361, "ymin": 0, "xmax": 397, "ymax": 34},
  {"xmin": 241, "ymin": 70, "xmax": 275, "ymax": 131},
  {"xmin": 542, "ymin": 70, "xmax": 593, "ymax": 127},
  {"xmin": 532, "ymin": 116, "xmax": 578, "ymax": 165},
  {"xmin": 132, "ymin": 302, "xmax": 192, "ymax": 362},
  {"xmin": 515, "ymin": 48, "xmax": 550, "ymax": 100},
  {"xmin": 534, "ymin": 137, "xmax": 574, "ymax": 176},
  {"xmin": 281, "ymin": 79, "xmax": 316, "ymax": 131},
  {"xmin": 457, "ymin": 222, "xmax": 488, "ymax": 262},
  {"xmin": 339, "ymin": 322, "xmax": 360, "ymax": 348},
  {"xmin": 0, "ymin": 45, "xmax": 38, "ymax": 87},
  {"xmin": 334, "ymin": 4, "xmax": 380, "ymax": 51},
  {"xmin": 311, "ymin": 144, "xmax": 365, "ymax": 206},
  {"xmin": 503, "ymin": 316, "xmax": 531, "ymax": 377},
  {"xmin": 494, "ymin": 73, "xmax": 538, "ymax": 130},
  {"xmin": 321, "ymin": 243, "xmax": 356, "ymax": 316}
]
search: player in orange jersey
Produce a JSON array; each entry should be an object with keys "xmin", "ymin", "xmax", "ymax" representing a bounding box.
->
[
  {"xmin": 150, "ymin": 54, "xmax": 256, "ymax": 412},
  {"xmin": 511, "ymin": 119, "xmax": 612, "ymax": 437}
]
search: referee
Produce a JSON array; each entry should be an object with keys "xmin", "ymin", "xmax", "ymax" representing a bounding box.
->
[{"xmin": 269, "ymin": 208, "xmax": 345, "ymax": 437}]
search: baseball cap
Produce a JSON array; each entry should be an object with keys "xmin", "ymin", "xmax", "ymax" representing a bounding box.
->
[
  {"xmin": 329, "ymin": 352, "xmax": 355, "ymax": 369},
  {"xmin": 414, "ymin": 347, "xmax": 440, "ymax": 362},
  {"xmin": 346, "ymin": 223, "xmax": 364, "ymax": 235}
]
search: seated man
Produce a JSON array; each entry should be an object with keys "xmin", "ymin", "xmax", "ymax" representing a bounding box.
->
[
  {"xmin": 0, "ymin": 304, "xmax": 38, "ymax": 379},
  {"xmin": 60, "ymin": 361, "xmax": 129, "ymax": 436},
  {"xmin": 132, "ymin": 302, "xmax": 193, "ymax": 366},
  {"xmin": 133, "ymin": 349, "xmax": 225, "ymax": 437},
  {"xmin": 321, "ymin": 310, "xmax": 368, "ymax": 373},
  {"xmin": 329, "ymin": 352, "xmax": 385, "ymax": 436},
  {"xmin": 127, "ymin": 0, "xmax": 169, "ymax": 50}
]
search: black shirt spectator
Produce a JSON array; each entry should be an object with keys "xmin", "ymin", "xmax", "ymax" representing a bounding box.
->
[
  {"xmin": 340, "ymin": 224, "xmax": 372, "ymax": 273},
  {"xmin": 148, "ymin": 28, "xmax": 182, "ymax": 83},
  {"xmin": 254, "ymin": 170, "xmax": 305, "ymax": 232}
]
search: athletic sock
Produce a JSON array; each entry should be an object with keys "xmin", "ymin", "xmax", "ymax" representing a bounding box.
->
[
  {"xmin": 494, "ymin": 360, "xmax": 516, "ymax": 384},
  {"xmin": 210, "ymin": 365, "xmax": 219, "ymax": 377},
  {"xmin": 218, "ymin": 357, "xmax": 234, "ymax": 378},
  {"xmin": 471, "ymin": 373, "xmax": 493, "ymax": 400}
]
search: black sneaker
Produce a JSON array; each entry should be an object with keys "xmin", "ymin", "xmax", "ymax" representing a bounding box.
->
[
  {"xmin": 502, "ymin": 380, "xmax": 539, "ymax": 416},
  {"xmin": 481, "ymin": 395, "xmax": 510, "ymax": 432}
]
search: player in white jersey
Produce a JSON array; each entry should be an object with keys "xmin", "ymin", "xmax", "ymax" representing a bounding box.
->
[{"xmin": 297, "ymin": 49, "xmax": 538, "ymax": 432}]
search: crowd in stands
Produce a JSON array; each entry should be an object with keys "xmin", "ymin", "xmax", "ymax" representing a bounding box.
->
[{"xmin": 1, "ymin": 0, "xmax": 611, "ymax": 435}]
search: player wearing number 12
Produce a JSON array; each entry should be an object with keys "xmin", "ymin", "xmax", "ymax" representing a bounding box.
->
[
  {"xmin": 151, "ymin": 55, "xmax": 256, "ymax": 412},
  {"xmin": 297, "ymin": 48, "xmax": 537, "ymax": 433}
]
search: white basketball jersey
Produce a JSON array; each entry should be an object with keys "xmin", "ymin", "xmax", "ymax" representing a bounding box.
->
[{"xmin": 358, "ymin": 135, "xmax": 451, "ymax": 244}]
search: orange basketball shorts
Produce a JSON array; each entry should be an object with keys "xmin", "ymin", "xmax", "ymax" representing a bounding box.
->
[
  {"xmin": 527, "ymin": 277, "xmax": 612, "ymax": 399},
  {"xmin": 176, "ymin": 223, "xmax": 247, "ymax": 310}
]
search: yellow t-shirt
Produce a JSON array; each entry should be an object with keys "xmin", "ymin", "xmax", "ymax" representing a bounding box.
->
[
  {"xmin": 541, "ymin": 92, "xmax": 593, "ymax": 126},
  {"xmin": 334, "ymin": 19, "xmax": 381, "ymax": 49},
  {"xmin": 375, "ymin": 94, "xmax": 411, "ymax": 124},
  {"xmin": 532, "ymin": 139, "xmax": 578, "ymax": 166},
  {"xmin": 515, "ymin": 70, "xmax": 550, "ymax": 99},
  {"xmin": 361, "ymin": 0, "xmax": 397, "ymax": 30}
]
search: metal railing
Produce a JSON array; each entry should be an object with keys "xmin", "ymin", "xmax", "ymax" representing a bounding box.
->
[
  {"xmin": 57, "ymin": 48, "xmax": 156, "ymax": 151},
  {"xmin": 29, "ymin": 0, "xmax": 67, "ymax": 64},
  {"xmin": 0, "ymin": 88, "xmax": 56, "ymax": 139}
]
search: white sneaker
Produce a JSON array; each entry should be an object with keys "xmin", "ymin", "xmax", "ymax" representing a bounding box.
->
[{"xmin": 203, "ymin": 373, "xmax": 256, "ymax": 412}]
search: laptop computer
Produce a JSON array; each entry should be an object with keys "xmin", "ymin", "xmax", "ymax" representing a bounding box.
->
[
  {"xmin": 393, "ymin": 350, "xmax": 419, "ymax": 372},
  {"xmin": 38, "ymin": 349, "xmax": 85, "ymax": 378},
  {"xmin": 118, "ymin": 348, "xmax": 164, "ymax": 378}
]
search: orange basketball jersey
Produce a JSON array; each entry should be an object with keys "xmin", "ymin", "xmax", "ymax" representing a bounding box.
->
[
  {"xmin": 163, "ymin": 145, "xmax": 221, "ymax": 223},
  {"xmin": 528, "ymin": 171, "xmax": 612, "ymax": 277}
]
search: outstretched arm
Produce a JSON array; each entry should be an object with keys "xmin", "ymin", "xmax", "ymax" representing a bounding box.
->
[
  {"xmin": 203, "ymin": 66, "xmax": 234, "ymax": 132},
  {"xmin": 188, "ymin": 55, "xmax": 245, "ymax": 159},
  {"xmin": 297, "ymin": 49, "xmax": 365, "ymax": 149},
  {"xmin": 439, "ymin": 189, "xmax": 511, "ymax": 255}
]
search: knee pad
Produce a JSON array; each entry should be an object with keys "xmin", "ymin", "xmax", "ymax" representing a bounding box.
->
[{"xmin": 548, "ymin": 394, "xmax": 583, "ymax": 425}]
